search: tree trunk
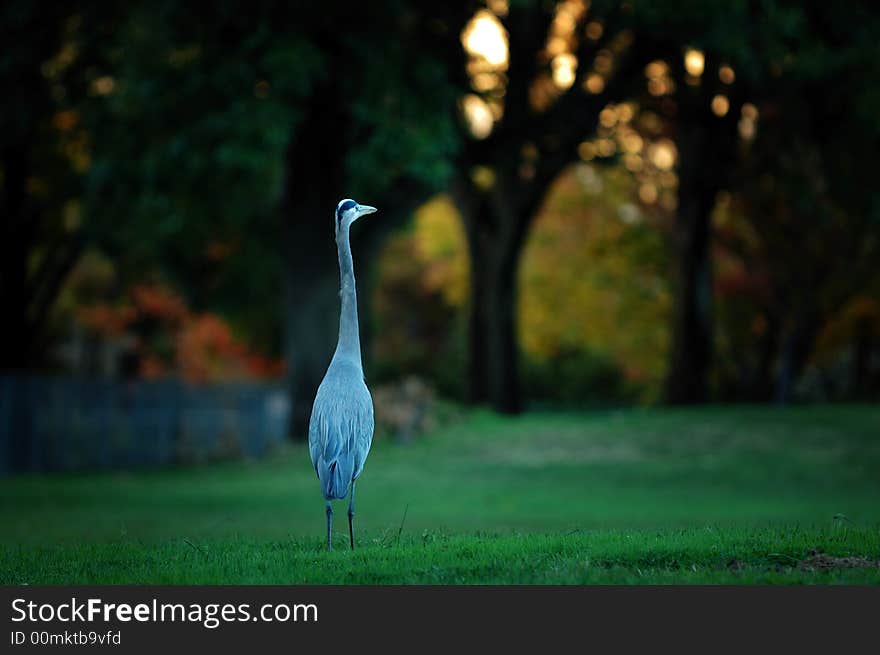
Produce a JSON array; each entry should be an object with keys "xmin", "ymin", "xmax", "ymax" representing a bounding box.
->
[
  {"xmin": 665, "ymin": 176, "xmax": 715, "ymax": 404},
  {"xmin": 455, "ymin": 179, "xmax": 529, "ymax": 414},
  {"xmin": 465, "ymin": 223, "xmax": 490, "ymax": 405},
  {"xmin": 279, "ymin": 91, "xmax": 430, "ymax": 439},
  {"xmin": 662, "ymin": 52, "xmax": 746, "ymax": 405},
  {"xmin": 852, "ymin": 316, "xmax": 873, "ymax": 398},
  {"xmin": 465, "ymin": 225, "xmax": 522, "ymax": 413},
  {"xmin": 664, "ymin": 99, "xmax": 740, "ymax": 404},
  {"xmin": 280, "ymin": 88, "xmax": 347, "ymax": 439},
  {"xmin": 485, "ymin": 246, "xmax": 521, "ymax": 413},
  {"xmin": 465, "ymin": 228, "xmax": 522, "ymax": 411}
]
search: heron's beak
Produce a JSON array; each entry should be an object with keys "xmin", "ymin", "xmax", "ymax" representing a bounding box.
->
[{"xmin": 356, "ymin": 204, "xmax": 377, "ymax": 217}]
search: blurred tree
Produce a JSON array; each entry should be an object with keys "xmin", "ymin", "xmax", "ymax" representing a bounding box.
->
[
  {"xmin": 441, "ymin": 0, "xmax": 880, "ymax": 412},
  {"xmin": 0, "ymin": 2, "xmax": 123, "ymax": 370},
  {"xmin": 635, "ymin": 1, "xmax": 880, "ymax": 403},
  {"xmin": 371, "ymin": 196, "xmax": 469, "ymax": 398},
  {"xmin": 613, "ymin": 2, "xmax": 776, "ymax": 404},
  {"xmin": 81, "ymin": 2, "xmax": 319, "ymax": 435},
  {"xmin": 8, "ymin": 0, "xmax": 880, "ymax": 433},
  {"xmin": 372, "ymin": 165, "xmax": 672, "ymax": 407},
  {"xmin": 518, "ymin": 164, "xmax": 672, "ymax": 403},
  {"xmin": 78, "ymin": 1, "xmax": 459, "ymax": 436},
  {"xmin": 713, "ymin": 1, "xmax": 880, "ymax": 402},
  {"xmin": 445, "ymin": 0, "xmax": 660, "ymax": 413},
  {"xmin": 277, "ymin": 3, "xmax": 460, "ymax": 435}
]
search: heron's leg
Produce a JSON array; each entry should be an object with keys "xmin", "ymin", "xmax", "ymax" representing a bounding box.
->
[
  {"xmin": 326, "ymin": 500, "xmax": 333, "ymax": 551},
  {"xmin": 348, "ymin": 482, "xmax": 356, "ymax": 551}
]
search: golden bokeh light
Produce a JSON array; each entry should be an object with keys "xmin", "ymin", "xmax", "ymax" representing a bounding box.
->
[
  {"xmin": 617, "ymin": 102, "xmax": 635, "ymax": 123},
  {"xmin": 639, "ymin": 182, "xmax": 658, "ymax": 204},
  {"xmin": 597, "ymin": 138, "xmax": 616, "ymax": 157},
  {"xmin": 553, "ymin": 8, "xmax": 576, "ymax": 34},
  {"xmin": 738, "ymin": 102, "xmax": 758, "ymax": 140},
  {"xmin": 585, "ymin": 73, "xmax": 605, "ymax": 94},
  {"xmin": 645, "ymin": 60, "xmax": 673, "ymax": 97},
  {"xmin": 684, "ymin": 48, "xmax": 705, "ymax": 77},
  {"xmin": 471, "ymin": 72, "xmax": 499, "ymax": 92},
  {"xmin": 645, "ymin": 60, "xmax": 668, "ymax": 79},
  {"xmin": 533, "ymin": 0, "xmax": 587, "ymax": 108},
  {"xmin": 90, "ymin": 76, "xmax": 115, "ymax": 96},
  {"xmin": 739, "ymin": 117, "xmax": 756, "ymax": 140},
  {"xmin": 486, "ymin": 0, "xmax": 509, "ymax": 16},
  {"xmin": 578, "ymin": 141, "xmax": 597, "ymax": 160},
  {"xmin": 719, "ymin": 65, "xmax": 735, "ymax": 84},
  {"xmin": 546, "ymin": 36, "xmax": 568, "ymax": 57},
  {"xmin": 648, "ymin": 78, "xmax": 668, "ymax": 96},
  {"xmin": 470, "ymin": 165, "xmax": 496, "ymax": 190},
  {"xmin": 624, "ymin": 153, "xmax": 643, "ymax": 172},
  {"xmin": 462, "ymin": 10, "xmax": 509, "ymax": 68},
  {"xmin": 648, "ymin": 140, "xmax": 676, "ymax": 170},
  {"xmin": 552, "ymin": 53, "xmax": 577, "ymax": 89},
  {"xmin": 461, "ymin": 9, "xmax": 509, "ymax": 138},
  {"xmin": 622, "ymin": 132, "xmax": 643, "ymax": 153},
  {"xmin": 545, "ymin": 0, "xmax": 587, "ymax": 61},
  {"xmin": 711, "ymin": 94, "xmax": 730, "ymax": 117},
  {"xmin": 461, "ymin": 94, "xmax": 494, "ymax": 139},
  {"xmin": 741, "ymin": 102, "xmax": 759, "ymax": 120},
  {"xmin": 585, "ymin": 21, "xmax": 604, "ymax": 41},
  {"xmin": 599, "ymin": 106, "xmax": 618, "ymax": 128}
]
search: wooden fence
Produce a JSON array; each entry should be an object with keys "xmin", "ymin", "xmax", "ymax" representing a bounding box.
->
[{"xmin": 0, "ymin": 376, "xmax": 290, "ymax": 474}]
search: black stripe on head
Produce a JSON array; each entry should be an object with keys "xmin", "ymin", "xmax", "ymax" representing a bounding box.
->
[{"xmin": 336, "ymin": 199, "xmax": 357, "ymax": 225}]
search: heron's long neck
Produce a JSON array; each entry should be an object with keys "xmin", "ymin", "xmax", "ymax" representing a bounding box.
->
[{"xmin": 333, "ymin": 225, "xmax": 362, "ymax": 366}]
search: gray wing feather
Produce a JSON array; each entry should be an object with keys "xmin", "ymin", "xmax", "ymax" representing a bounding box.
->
[{"xmin": 308, "ymin": 362, "xmax": 374, "ymax": 500}]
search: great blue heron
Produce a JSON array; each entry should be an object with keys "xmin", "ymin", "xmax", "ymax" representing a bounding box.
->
[{"xmin": 308, "ymin": 198, "xmax": 377, "ymax": 550}]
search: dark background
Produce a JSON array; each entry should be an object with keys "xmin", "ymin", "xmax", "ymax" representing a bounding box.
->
[{"xmin": 2, "ymin": 0, "xmax": 879, "ymax": 459}]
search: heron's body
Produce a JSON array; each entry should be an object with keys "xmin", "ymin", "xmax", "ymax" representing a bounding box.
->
[
  {"xmin": 308, "ymin": 199, "xmax": 377, "ymax": 550},
  {"xmin": 308, "ymin": 357, "xmax": 373, "ymax": 501}
]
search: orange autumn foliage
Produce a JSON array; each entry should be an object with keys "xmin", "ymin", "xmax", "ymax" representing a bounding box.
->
[
  {"xmin": 75, "ymin": 283, "xmax": 283, "ymax": 382},
  {"xmin": 130, "ymin": 284, "xmax": 189, "ymax": 325}
]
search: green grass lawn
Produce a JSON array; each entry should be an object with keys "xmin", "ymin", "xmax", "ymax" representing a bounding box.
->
[{"xmin": 1, "ymin": 405, "xmax": 879, "ymax": 584}]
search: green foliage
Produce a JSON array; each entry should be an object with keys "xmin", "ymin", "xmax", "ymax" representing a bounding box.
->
[
  {"xmin": 708, "ymin": 2, "xmax": 880, "ymax": 399},
  {"xmin": 7, "ymin": 0, "xmax": 880, "ymax": 399},
  {"xmin": 346, "ymin": 41, "xmax": 459, "ymax": 197},
  {"xmin": 371, "ymin": 196, "xmax": 470, "ymax": 398},
  {"xmin": 74, "ymin": 1, "xmax": 462, "ymax": 351},
  {"xmin": 0, "ymin": 2, "xmax": 125, "ymax": 365},
  {"xmin": 518, "ymin": 166, "xmax": 673, "ymax": 402},
  {"xmin": 373, "ymin": 166, "xmax": 673, "ymax": 405},
  {"xmin": 81, "ymin": 5, "xmax": 324, "ymax": 347}
]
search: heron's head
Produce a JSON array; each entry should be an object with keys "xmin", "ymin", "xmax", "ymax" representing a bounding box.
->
[{"xmin": 336, "ymin": 198, "xmax": 377, "ymax": 234}]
